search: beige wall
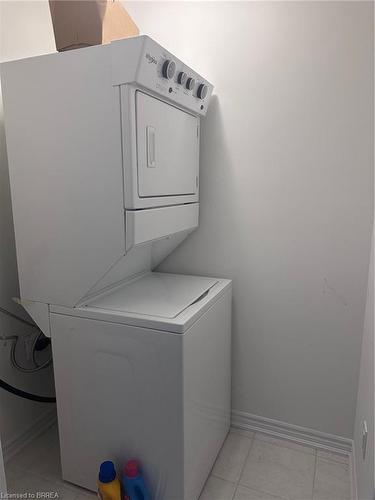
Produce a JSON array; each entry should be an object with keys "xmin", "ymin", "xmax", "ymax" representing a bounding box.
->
[{"xmin": 126, "ymin": 1, "xmax": 374, "ymax": 438}]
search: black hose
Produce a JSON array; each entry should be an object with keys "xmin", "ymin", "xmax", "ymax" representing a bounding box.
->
[
  {"xmin": 0, "ymin": 378, "xmax": 56, "ymax": 403},
  {"xmin": 0, "ymin": 307, "xmax": 55, "ymax": 402}
]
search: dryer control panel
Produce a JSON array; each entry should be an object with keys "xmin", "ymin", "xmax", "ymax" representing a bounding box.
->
[{"xmin": 111, "ymin": 36, "xmax": 213, "ymax": 116}]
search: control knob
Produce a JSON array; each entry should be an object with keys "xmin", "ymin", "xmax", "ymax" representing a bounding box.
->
[
  {"xmin": 186, "ymin": 77, "xmax": 196, "ymax": 91},
  {"xmin": 178, "ymin": 72, "xmax": 187, "ymax": 85},
  {"xmin": 197, "ymin": 83, "xmax": 208, "ymax": 100},
  {"xmin": 162, "ymin": 60, "xmax": 176, "ymax": 80}
]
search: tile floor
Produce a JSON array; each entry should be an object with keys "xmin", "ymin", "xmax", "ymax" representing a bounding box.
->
[{"xmin": 4, "ymin": 425, "xmax": 351, "ymax": 500}]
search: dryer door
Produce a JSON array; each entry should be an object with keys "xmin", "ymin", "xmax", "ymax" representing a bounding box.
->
[{"xmin": 136, "ymin": 91, "xmax": 199, "ymax": 198}]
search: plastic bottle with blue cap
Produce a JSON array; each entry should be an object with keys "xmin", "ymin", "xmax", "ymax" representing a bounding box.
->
[{"xmin": 98, "ymin": 461, "xmax": 121, "ymax": 500}]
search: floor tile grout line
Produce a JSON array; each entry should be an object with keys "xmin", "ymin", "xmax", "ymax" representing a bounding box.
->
[
  {"xmin": 236, "ymin": 431, "xmax": 319, "ymax": 500},
  {"xmin": 254, "ymin": 432, "xmax": 317, "ymax": 457},
  {"xmin": 317, "ymin": 456, "xmax": 350, "ymax": 467},
  {"xmin": 210, "ymin": 429, "xmax": 254, "ymax": 485},
  {"xmin": 210, "ymin": 472, "xmax": 237, "ymax": 483},
  {"xmin": 316, "ymin": 451, "xmax": 351, "ymax": 469},
  {"xmin": 200, "ymin": 430, "xmax": 238, "ymax": 499},
  {"xmin": 232, "ymin": 432, "xmax": 256, "ymax": 498},
  {"xmin": 235, "ymin": 482, "xmax": 289, "ymax": 500}
]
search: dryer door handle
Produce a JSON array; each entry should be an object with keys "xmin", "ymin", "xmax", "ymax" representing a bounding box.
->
[{"xmin": 146, "ymin": 126, "xmax": 156, "ymax": 168}]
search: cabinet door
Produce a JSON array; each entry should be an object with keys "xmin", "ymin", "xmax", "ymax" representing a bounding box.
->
[{"xmin": 136, "ymin": 91, "xmax": 199, "ymax": 198}]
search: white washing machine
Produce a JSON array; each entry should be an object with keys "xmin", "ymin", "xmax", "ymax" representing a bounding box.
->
[
  {"xmin": 51, "ymin": 272, "xmax": 231, "ymax": 498},
  {"xmin": 2, "ymin": 36, "xmax": 231, "ymax": 499}
]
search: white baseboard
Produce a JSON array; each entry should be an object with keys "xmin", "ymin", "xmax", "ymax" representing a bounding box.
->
[
  {"xmin": 231, "ymin": 409, "xmax": 353, "ymax": 455},
  {"xmin": 3, "ymin": 407, "xmax": 57, "ymax": 463}
]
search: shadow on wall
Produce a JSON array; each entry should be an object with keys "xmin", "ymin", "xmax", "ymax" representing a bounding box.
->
[
  {"xmin": 160, "ymin": 94, "xmax": 237, "ymax": 277},
  {"xmin": 191, "ymin": 95, "xmax": 246, "ymax": 359},
  {"xmin": 158, "ymin": 92, "xmax": 244, "ymax": 402}
]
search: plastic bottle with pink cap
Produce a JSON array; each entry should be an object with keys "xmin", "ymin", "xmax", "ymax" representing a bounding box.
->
[{"xmin": 121, "ymin": 459, "xmax": 151, "ymax": 500}]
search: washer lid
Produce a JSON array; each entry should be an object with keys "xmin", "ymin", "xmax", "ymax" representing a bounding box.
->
[{"xmin": 85, "ymin": 272, "xmax": 218, "ymax": 319}]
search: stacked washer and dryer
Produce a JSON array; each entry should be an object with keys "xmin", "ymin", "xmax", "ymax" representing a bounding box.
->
[{"xmin": 1, "ymin": 36, "xmax": 231, "ymax": 499}]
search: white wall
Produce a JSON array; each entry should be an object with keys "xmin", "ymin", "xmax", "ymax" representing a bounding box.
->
[
  {"xmin": 125, "ymin": 1, "xmax": 374, "ymax": 438},
  {"xmin": 0, "ymin": 0, "xmax": 372, "ymax": 443},
  {"xmin": 0, "ymin": 1, "xmax": 55, "ymax": 452},
  {"xmin": 354, "ymin": 229, "xmax": 374, "ymax": 500}
]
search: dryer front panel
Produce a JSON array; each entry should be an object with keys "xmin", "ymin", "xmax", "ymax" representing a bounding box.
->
[
  {"xmin": 121, "ymin": 85, "xmax": 200, "ymax": 210},
  {"xmin": 136, "ymin": 91, "xmax": 199, "ymax": 198}
]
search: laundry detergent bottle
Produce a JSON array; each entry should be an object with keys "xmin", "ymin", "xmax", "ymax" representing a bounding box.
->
[
  {"xmin": 98, "ymin": 461, "xmax": 121, "ymax": 500},
  {"xmin": 122, "ymin": 460, "xmax": 151, "ymax": 500}
]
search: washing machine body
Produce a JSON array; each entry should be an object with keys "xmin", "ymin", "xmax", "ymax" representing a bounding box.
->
[{"xmin": 51, "ymin": 273, "xmax": 231, "ymax": 499}]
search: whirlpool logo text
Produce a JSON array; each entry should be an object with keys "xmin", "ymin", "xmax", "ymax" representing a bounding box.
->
[{"xmin": 145, "ymin": 53, "xmax": 157, "ymax": 65}]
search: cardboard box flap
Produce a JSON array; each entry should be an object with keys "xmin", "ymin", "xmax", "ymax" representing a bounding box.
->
[{"xmin": 102, "ymin": 1, "xmax": 139, "ymax": 44}]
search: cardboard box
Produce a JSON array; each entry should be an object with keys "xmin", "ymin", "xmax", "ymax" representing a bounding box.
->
[{"xmin": 49, "ymin": 0, "xmax": 139, "ymax": 52}]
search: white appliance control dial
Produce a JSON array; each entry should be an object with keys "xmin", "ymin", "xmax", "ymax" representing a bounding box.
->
[
  {"xmin": 197, "ymin": 84, "xmax": 208, "ymax": 100},
  {"xmin": 186, "ymin": 77, "xmax": 196, "ymax": 91},
  {"xmin": 162, "ymin": 59, "xmax": 176, "ymax": 79},
  {"xmin": 178, "ymin": 71, "xmax": 187, "ymax": 85}
]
